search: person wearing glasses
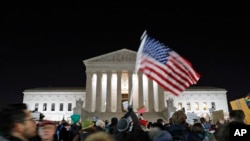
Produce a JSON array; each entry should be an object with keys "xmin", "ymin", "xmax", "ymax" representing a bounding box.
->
[{"xmin": 0, "ymin": 103, "xmax": 37, "ymax": 141}]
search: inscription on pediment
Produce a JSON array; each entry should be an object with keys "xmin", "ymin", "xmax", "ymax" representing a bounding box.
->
[
  {"xmin": 86, "ymin": 49, "xmax": 137, "ymax": 63},
  {"xmin": 97, "ymin": 52, "xmax": 136, "ymax": 62}
]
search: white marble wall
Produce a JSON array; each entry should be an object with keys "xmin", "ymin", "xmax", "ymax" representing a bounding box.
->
[
  {"xmin": 23, "ymin": 90, "xmax": 85, "ymax": 121},
  {"xmin": 164, "ymin": 89, "xmax": 229, "ymax": 118}
]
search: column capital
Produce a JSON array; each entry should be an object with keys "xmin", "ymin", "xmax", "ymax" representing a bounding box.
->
[
  {"xmin": 116, "ymin": 71, "xmax": 122, "ymax": 77},
  {"xmin": 138, "ymin": 71, "xmax": 143, "ymax": 77},
  {"xmin": 128, "ymin": 71, "xmax": 134, "ymax": 75},
  {"xmin": 116, "ymin": 71, "xmax": 122, "ymax": 74},
  {"xmin": 86, "ymin": 71, "xmax": 93, "ymax": 76},
  {"xmin": 95, "ymin": 71, "xmax": 102, "ymax": 75},
  {"xmin": 106, "ymin": 71, "xmax": 112, "ymax": 75}
]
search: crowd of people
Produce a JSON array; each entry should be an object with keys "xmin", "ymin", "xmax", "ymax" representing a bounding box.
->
[{"xmin": 0, "ymin": 103, "xmax": 247, "ymax": 141}]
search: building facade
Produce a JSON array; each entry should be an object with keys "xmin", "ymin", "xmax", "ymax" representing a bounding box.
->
[
  {"xmin": 23, "ymin": 48, "xmax": 229, "ymax": 121},
  {"xmin": 23, "ymin": 87, "xmax": 85, "ymax": 121}
]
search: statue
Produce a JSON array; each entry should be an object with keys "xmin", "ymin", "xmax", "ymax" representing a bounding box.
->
[
  {"xmin": 161, "ymin": 98, "xmax": 177, "ymax": 121},
  {"xmin": 166, "ymin": 98, "xmax": 177, "ymax": 119},
  {"xmin": 73, "ymin": 98, "xmax": 84, "ymax": 115},
  {"xmin": 167, "ymin": 98, "xmax": 174, "ymax": 107}
]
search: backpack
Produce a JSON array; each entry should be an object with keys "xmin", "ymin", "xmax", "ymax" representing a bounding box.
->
[{"xmin": 171, "ymin": 131, "xmax": 189, "ymax": 141}]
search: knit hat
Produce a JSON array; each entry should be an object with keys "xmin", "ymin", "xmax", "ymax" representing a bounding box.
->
[
  {"xmin": 39, "ymin": 120, "xmax": 56, "ymax": 127},
  {"xmin": 117, "ymin": 118, "xmax": 130, "ymax": 132},
  {"xmin": 140, "ymin": 119, "xmax": 148, "ymax": 127},
  {"xmin": 82, "ymin": 119, "xmax": 94, "ymax": 130},
  {"xmin": 111, "ymin": 117, "xmax": 118, "ymax": 125},
  {"xmin": 70, "ymin": 114, "xmax": 80, "ymax": 124},
  {"xmin": 95, "ymin": 119, "xmax": 105, "ymax": 128}
]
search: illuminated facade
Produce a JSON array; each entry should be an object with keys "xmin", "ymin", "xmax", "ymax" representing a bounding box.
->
[{"xmin": 23, "ymin": 48, "xmax": 229, "ymax": 121}]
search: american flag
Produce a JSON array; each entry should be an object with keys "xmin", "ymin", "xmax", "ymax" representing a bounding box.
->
[{"xmin": 136, "ymin": 31, "xmax": 200, "ymax": 96}]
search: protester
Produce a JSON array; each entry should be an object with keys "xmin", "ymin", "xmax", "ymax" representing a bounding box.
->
[
  {"xmin": 38, "ymin": 120, "xmax": 57, "ymax": 141},
  {"xmin": 148, "ymin": 122, "xmax": 173, "ymax": 141},
  {"xmin": 108, "ymin": 117, "xmax": 118, "ymax": 135},
  {"xmin": 114, "ymin": 105, "xmax": 150, "ymax": 141},
  {"xmin": 68, "ymin": 114, "xmax": 82, "ymax": 141},
  {"xmin": 187, "ymin": 122, "xmax": 212, "ymax": 141},
  {"xmin": 200, "ymin": 117, "xmax": 211, "ymax": 132},
  {"xmin": 56, "ymin": 120, "xmax": 70, "ymax": 141},
  {"xmin": 228, "ymin": 109, "xmax": 245, "ymax": 123},
  {"xmin": 0, "ymin": 103, "xmax": 37, "ymax": 141},
  {"xmin": 213, "ymin": 121, "xmax": 247, "ymax": 141},
  {"xmin": 78, "ymin": 119, "xmax": 96, "ymax": 141},
  {"xmin": 104, "ymin": 120, "xmax": 110, "ymax": 132},
  {"xmin": 95, "ymin": 119, "xmax": 106, "ymax": 131},
  {"xmin": 167, "ymin": 110, "xmax": 190, "ymax": 141}
]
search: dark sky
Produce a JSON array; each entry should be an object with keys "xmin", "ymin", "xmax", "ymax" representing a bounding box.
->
[{"xmin": 0, "ymin": 2, "xmax": 250, "ymax": 106}]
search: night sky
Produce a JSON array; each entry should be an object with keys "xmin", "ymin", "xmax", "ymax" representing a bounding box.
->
[{"xmin": 0, "ymin": 2, "xmax": 249, "ymax": 107}]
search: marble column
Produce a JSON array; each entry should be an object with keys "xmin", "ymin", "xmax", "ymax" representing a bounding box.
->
[
  {"xmin": 106, "ymin": 71, "xmax": 112, "ymax": 112},
  {"xmin": 117, "ymin": 71, "xmax": 122, "ymax": 112},
  {"xmin": 85, "ymin": 71, "xmax": 92, "ymax": 112},
  {"xmin": 138, "ymin": 72, "xmax": 144, "ymax": 108},
  {"xmin": 96, "ymin": 72, "xmax": 102, "ymax": 112},
  {"xmin": 157, "ymin": 86, "xmax": 165, "ymax": 112},
  {"xmin": 147, "ymin": 79, "xmax": 154, "ymax": 112},
  {"xmin": 128, "ymin": 71, "xmax": 133, "ymax": 105}
]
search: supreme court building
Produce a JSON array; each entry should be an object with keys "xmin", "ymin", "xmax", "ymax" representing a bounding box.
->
[{"xmin": 23, "ymin": 48, "xmax": 229, "ymax": 121}]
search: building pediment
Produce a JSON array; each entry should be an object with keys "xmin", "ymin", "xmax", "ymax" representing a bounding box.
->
[{"xmin": 83, "ymin": 48, "xmax": 137, "ymax": 64}]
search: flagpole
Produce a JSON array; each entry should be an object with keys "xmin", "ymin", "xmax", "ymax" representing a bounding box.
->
[{"xmin": 128, "ymin": 30, "xmax": 148, "ymax": 107}]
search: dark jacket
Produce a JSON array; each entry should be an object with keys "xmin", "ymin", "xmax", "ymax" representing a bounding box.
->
[
  {"xmin": 108, "ymin": 117, "xmax": 118, "ymax": 135},
  {"xmin": 57, "ymin": 124, "xmax": 69, "ymax": 141},
  {"xmin": 154, "ymin": 130, "xmax": 173, "ymax": 141},
  {"xmin": 187, "ymin": 132, "xmax": 204, "ymax": 141},
  {"xmin": 68, "ymin": 124, "xmax": 81, "ymax": 141},
  {"xmin": 0, "ymin": 135, "xmax": 21, "ymax": 141},
  {"xmin": 168, "ymin": 124, "xmax": 190, "ymax": 141},
  {"xmin": 115, "ymin": 110, "xmax": 150, "ymax": 141}
]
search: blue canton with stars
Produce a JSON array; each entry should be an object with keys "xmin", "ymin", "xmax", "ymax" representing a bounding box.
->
[{"xmin": 142, "ymin": 36, "xmax": 172, "ymax": 64}]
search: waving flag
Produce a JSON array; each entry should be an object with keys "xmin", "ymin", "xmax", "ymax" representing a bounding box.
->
[{"xmin": 135, "ymin": 30, "xmax": 200, "ymax": 96}]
